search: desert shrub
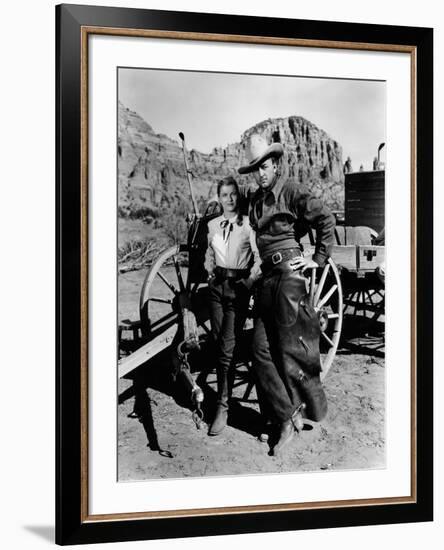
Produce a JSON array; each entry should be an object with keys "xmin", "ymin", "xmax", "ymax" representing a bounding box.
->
[
  {"xmin": 118, "ymin": 204, "xmax": 159, "ymax": 220},
  {"xmin": 118, "ymin": 238, "xmax": 161, "ymax": 273},
  {"xmin": 160, "ymin": 202, "xmax": 189, "ymax": 245}
]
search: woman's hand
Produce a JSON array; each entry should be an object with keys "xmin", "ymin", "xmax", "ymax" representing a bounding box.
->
[
  {"xmin": 237, "ymin": 278, "xmax": 253, "ymax": 290},
  {"xmin": 289, "ymin": 256, "xmax": 319, "ymax": 274},
  {"xmin": 234, "ymin": 278, "xmax": 251, "ymax": 292}
]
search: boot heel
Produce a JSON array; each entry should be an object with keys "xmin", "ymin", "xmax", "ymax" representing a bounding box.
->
[{"xmin": 208, "ymin": 406, "xmax": 228, "ymax": 436}]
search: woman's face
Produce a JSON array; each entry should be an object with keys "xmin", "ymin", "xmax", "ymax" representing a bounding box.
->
[{"xmin": 218, "ymin": 184, "xmax": 238, "ymax": 216}]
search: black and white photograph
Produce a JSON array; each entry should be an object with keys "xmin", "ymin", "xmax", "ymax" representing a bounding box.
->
[
  {"xmin": 1, "ymin": 0, "xmax": 439, "ymax": 545},
  {"xmin": 117, "ymin": 67, "xmax": 386, "ymax": 481}
]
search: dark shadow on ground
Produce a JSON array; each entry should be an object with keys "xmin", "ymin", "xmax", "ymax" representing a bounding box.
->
[
  {"xmin": 119, "ymin": 329, "xmax": 263, "ymax": 441},
  {"xmin": 118, "ymin": 316, "xmax": 385, "ymax": 451},
  {"xmin": 338, "ymin": 316, "xmax": 385, "ymax": 358},
  {"xmin": 226, "ymin": 400, "xmax": 265, "ymax": 438}
]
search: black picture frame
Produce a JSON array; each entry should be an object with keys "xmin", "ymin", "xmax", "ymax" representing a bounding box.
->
[{"xmin": 56, "ymin": 3, "xmax": 433, "ymax": 545}]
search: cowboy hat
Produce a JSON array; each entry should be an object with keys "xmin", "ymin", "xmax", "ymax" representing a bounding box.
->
[{"xmin": 238, "ymin": 134, "xmax": 284, "ymax": 175}]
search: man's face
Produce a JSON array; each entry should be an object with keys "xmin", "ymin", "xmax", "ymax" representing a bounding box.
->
[{"xmin": 253, "ymin": 158, "xmax": 277, "ymax": 190}]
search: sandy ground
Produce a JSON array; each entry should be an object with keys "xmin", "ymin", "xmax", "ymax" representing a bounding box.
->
[{"xmin": 118, "ymin": 269, "xmax": 385, "ymax": 481}]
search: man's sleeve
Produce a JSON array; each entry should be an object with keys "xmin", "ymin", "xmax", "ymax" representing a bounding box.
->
[
  {"xmin": 294, "ymin": 187, "xmax": 336, "ymax": 267},
  {"xmin": 203, "ymin": 223, "xmax": 216, "ymax": 276},
  {"xmin": 239, "ymin": 184, "xmax": 252, "ymax": 217},
  {"xmin": 245, "ymin": 227, "xmax": 262, "ymax": 288}
]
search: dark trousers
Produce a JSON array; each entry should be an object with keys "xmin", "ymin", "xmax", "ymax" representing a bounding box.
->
[
  {"xmin": 252, "ymin": 269, "xmax": 328, "ymax": 424},
  {"xmin": 208, "ymin": 278, "xmax": 250, "ymax": 407}
]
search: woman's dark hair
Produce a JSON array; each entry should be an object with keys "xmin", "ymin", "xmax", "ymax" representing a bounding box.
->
[
  {"xmin": 216, "ymin": 175, "xmax": 239, "ymax": 196},
  {"xmin": 216, "ymin": 176, "xmax": 243, "ymax": 225}
]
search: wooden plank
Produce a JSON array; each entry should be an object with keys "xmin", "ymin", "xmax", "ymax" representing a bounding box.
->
[
  {"xmin": 346, "ymin": 212, "xmax": 384, "ymax": 220},
  {"xmin": 357, "ymin": 245, "xmax": 385, "ymax": 270},
  {"xmin": 304, "ymin": 244, "xmax": 358, "ymax": 270},
  {"xmin": 118, "ymin": 324, "xmax": 177, "ymax": 378},
  {"xmin": 347, "ymin": 182, "xmax": 384, "ymax": 188},
  {"xmin": 346, "ymin": 209, "xmax": 384, "ymax": 216},
  {"xmin": 349, "ymin": 205, "xmax": 384, "ymax": 209},
  {"xmin": 344, "ymin": 170, "xmax": 385, "ymax": 233},
  {"xmin": 347, "ymin": 196, "xmax": 384, "ymax": 202},
  {"xmin": 331, "ymin": 245, "xmax": 358, "ymax": 270},
  {"xmin": 345, "ymin": 212, "xmax": 385, "ymax": 233},
  {"xmin": 346, "ymin": 195, "xmax": 385, "ymax": 202},
  {"xmin": 347, "ymin": 199, "xmax": 384, "ymax": 206},
  {"xmin": 345, "ymin": 170, "xmax": 384, "ymax": 183},
  {"xmin": 347, "ymin": 187, "xmax": 385, "ymax": 194},
  {"xmin": 346, "ymin": 208, "xmax": 384, "ymax": 214}
]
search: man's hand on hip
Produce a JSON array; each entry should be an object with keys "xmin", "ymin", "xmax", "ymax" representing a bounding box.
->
[{"xmin": 289, "ymin": 256, "xmax": 319, "ymax": 274}]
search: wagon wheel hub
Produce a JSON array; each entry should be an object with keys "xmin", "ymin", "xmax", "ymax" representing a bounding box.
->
[{"xmin": 318, "ymin": 309, "xmax": 329, "ymax": 332}]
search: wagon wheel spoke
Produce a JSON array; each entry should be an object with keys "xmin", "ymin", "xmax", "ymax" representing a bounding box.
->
[
  {"xmin": 347, "ymin": 290, "xmax": 358, "ymax": 313},
  {"xmin": 150, "ymin": 311, "xmax": 178, "ymax": 331},
  {"xmin": 366, "ymin": 290, "xmax": 375, "ymax": 307},
  {"xmin": 198, "ymin": 320, "xmax": 211, "ymax": 335},
  {"xmin": 148, "ymin": 297, "xmax": 173, "ymax": 305},
  {"xmin": 353, "ymin": 291, "xmax": 361, "ymax": 316},
  {"xmin": 321, "ymin": 331, "xmax": 334, "ymax": 348},
  {"xmin": 309, "ymin": 268, "xmax": 316, "ymax": 306},
  {"xmin": 362, "ymin": 291, "xmax": 367, "ymax": 318},
  {"xmin": 317, "ymin": 284, "xmax": 338, "ymax": 309},
  {"xmin": 313, "ymin": 263, "xmax": 331, "ymax": 307},
  {"xmin": 372, "ymin": 298, "xmax": 385, "ymax": 321},
  {"xmin": 156, "ymin": 270, "xmax": 177, "ymax": 295},
  {"xmin": 373, "ymin": 289, "xmax": 384, "ymax": 299},
  {"xmin": 344, "ymin": 289, "xmax": 354, "ymax": 306},
  {"xmin": 173, "ymin": 256, "xmax": 186, "ymax": 292}
]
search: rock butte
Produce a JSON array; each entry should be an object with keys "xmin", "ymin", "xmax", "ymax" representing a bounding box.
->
[{"xmin": 118, "ymin": 101, "xmax": 345, "ymax": 221}]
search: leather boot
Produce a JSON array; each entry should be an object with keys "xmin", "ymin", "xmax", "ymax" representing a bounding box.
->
[
  {"xmin": 208, "ymin": 405, "xmax": 228, "ymax": 436},
  {"xmin": 208, "ymin": 367, "xmax": 230, "ymax": 436},
  {"xmin": 271, "ymin": 405, "xmax": 305, "ymax": 456},
  {"xmin": 271, "ymin": 418, "xmax": 295, "ymax": 456}
]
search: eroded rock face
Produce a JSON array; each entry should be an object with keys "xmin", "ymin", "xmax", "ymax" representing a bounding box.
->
[
  {"xmin": 118, "ymin": 102, "xmax": 200, "ymax": 218},
  {"xmin": 118, "ymin": 102, "xmax": 344, "ymax": 222},
  {"xmin": 238, "ymin": 117, "xmax": 344, "ymax": 209}
]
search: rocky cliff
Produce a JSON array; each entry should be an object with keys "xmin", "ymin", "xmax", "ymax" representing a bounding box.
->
[
  {"xmin": 118, "ymin": 102, "xmax": 345, "ymax": 226},
  {"xmin": 239, "ymin": 117, "xmax": 344, "ymax": 208}
]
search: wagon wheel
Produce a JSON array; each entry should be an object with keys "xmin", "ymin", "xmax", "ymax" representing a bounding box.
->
[
  {"xmin": 308, "ymin": 258, "xmax": 343, "ymax": 380},
  {"xmin": 344, "ymin": 285, "xmax": 385, "ymax": 322},
  {"xmin": 139, "ymin": 244, "xmax": 210, "ymax": 340}
]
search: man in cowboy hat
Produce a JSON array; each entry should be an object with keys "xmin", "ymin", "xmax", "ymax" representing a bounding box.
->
[{"xmin": 238, "ymin": 134, "xmax": 335, "ymax": 457}]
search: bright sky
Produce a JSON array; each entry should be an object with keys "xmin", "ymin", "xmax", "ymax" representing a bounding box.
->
[{"xmin": 119, "ymin": 68, "xmax": 386, "ymax": 171}]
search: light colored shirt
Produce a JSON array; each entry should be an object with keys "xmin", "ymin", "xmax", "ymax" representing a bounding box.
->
[{"xmin": 204, "ymin": 214, "xmax": 262, "ymax": 288}]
